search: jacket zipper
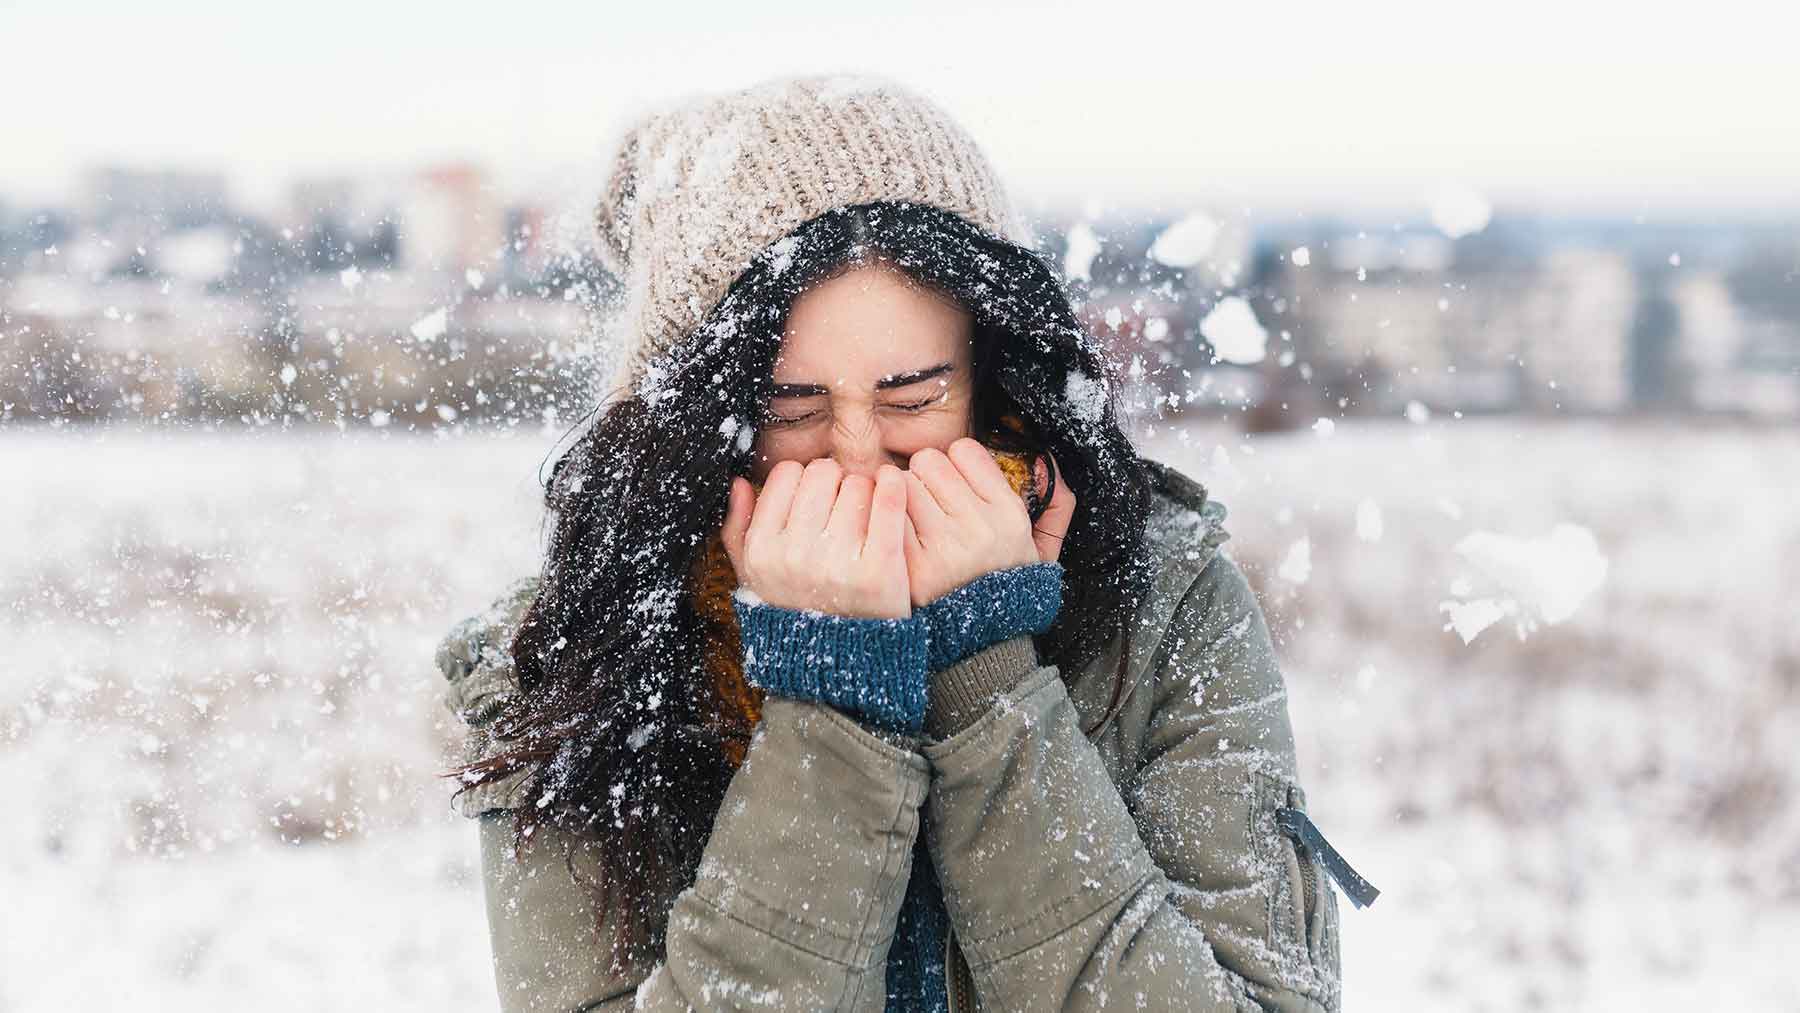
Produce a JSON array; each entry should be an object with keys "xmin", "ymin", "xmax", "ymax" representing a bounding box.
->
[
  {"xmin": 1273, "ymin": 806, "xmax": 1380, "ymax": 909},
  {"xmin": 945, "ymin": 927, "xmax": 973, "ymax": 1012},
  {"xmin": 1298, "ymin": 840, "xmax": 1318, "ymax": 927}
]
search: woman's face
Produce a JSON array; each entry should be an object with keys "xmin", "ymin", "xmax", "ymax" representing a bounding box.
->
[{"xmin": 749, "ymin": 259, "xmax": 975, "ymax": 484}]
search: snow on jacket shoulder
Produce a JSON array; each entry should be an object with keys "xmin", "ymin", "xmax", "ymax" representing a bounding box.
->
[{"xmin": 435, "ymin": 458, "xmax": 1347, "ymax": 1011}]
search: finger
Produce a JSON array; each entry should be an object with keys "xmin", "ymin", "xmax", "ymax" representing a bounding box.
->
[
  {"xmin": 909, "ymin": 446, "xmax": 982, "ymax": 518},
  {"xmin": 901, "ymin": 513, "xmax": 927, "ymax": 598},
  {"xmin": 749, "ymin": 459, "xmax": 803, "ymax": 544},
  {"xmin": 946, "ymin": 437, "xmax": 1017, "ymax": 507},
  {"xmin": 904, "ymin": 468, "xmax": 950, "ymax": 541},
  {"xmin": 1032, "ymin": 452, "xmax": 1077, "ymax": 563},
  {"xmin": 866, "ymin": 465, "xmax": 907, "ymax": 560},
  {"xmin": 827, "ymin": 473, "xmax": 874, "ymax": 547},
  {"xmin": 1030, "ymin": 453, "xmax": 1052, "ymax": 505},
  {"xmin": 902, "ymin": 511, "xmax": 925, "ymax": 561},
  {"xmin": 787, "ymin": 458, "xmax": 842, "ymax": 534},
  {"xmin": 721, "ymin": 476, "xmax": 754, "ymax": 571}
]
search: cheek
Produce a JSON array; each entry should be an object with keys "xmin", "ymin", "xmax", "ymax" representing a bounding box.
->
[
  {"xmin": 749, "ymin": 428, "xmax": 817, "ymax": 482},
  {"xmin": 886, "ymin": 404, "xmax": 973, "ymax": 456},
  {"xmin": 921, "ymin": 410, "xmax": 972, "ymax": 444}
]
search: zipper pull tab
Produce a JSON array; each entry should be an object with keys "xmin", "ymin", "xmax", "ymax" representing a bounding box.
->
[{"xmin": 1275, "ymin": 806, "xmax": 1380, "ymax": 909}]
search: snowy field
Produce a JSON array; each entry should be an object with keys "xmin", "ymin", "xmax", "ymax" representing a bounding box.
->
[{"xmin": 3, "ymin": 416, "xmax": 1797, "ymax": 1011}]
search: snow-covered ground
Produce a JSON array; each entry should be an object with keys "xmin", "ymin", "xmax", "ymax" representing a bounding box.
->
[{"xmin": 4, "ymin": 417, "xmax": 1796, "ymax": 1011}]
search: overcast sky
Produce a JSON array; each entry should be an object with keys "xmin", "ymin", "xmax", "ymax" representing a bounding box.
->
[{"xmin": 7, "ymin": 0, "xmax": 1795, "ymax": 222}]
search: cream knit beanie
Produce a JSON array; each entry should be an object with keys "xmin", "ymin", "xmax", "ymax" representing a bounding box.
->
[{"xmin": 592, "ymin": 73, "xmax": 1035, "ymax": 397}]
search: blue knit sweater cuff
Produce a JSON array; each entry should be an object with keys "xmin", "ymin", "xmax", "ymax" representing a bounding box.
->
[
  {"xmin": 730, "ymin": 595, "xmax": 929, "ymax": 736},
  {"xmin": 917, "ymin": 562, "xmax": 1065, "ymax": 672}
]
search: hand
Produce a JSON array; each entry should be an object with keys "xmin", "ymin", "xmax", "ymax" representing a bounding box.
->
[
  {"xmin": 902, "ymin": 437, "xmax": 1074, "ymax": 608},
  {"xmin": 1029, "ymin": 450, "xmax": 1077, "ymax": 565},
  {"xmin": 720, "ymin": 458, "xmax": 912, "ymax": 620}
]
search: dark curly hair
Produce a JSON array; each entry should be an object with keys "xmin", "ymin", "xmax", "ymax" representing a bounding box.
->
[{"xmin": 446, "ymin": 200, "xmax": 1155, "ymax": 972}]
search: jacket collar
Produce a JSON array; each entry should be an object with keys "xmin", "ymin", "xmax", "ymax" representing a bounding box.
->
[{"xmin": 1064, "ymin": 457, "xmax": 1231, "ymax": 736}]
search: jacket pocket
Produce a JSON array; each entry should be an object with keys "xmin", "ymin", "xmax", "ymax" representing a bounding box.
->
[
  {"xmin": 1254, "ymin": 772, "xmax": 1371, "ymax": 1008},
  {"xmin": 1254, "ymin": 773, "xmax": 1310, "ymax": 964},
  {"xmin": 1275, "ymin": 783, "xmax": 1330, "ymax": 972},
  {"xmin": 1272, "ymin": 782, "xmax": 1375, "ymax": 996}
]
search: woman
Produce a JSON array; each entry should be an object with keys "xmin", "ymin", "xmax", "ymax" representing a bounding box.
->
[{"xmin": 436, "ymin": 74, "xmax": 1369, "ymax": 1012}]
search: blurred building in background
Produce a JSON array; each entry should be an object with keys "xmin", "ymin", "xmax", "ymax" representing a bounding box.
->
[
  {"xmin": 1, "ymin": 163, "xmax": 1796, "ymax": 429},
  {"xmin": 0, "ymin": 162, "xmax": 607, "ymax": 427},
  {"xmin": 401, "ymin": 163, "xmax": 500, "ymax": 276}
]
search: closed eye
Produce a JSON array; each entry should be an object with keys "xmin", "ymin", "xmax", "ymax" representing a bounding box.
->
[
  {"xmin": 761, "ymin": 408, "xmax": 818, "ymax": 427},
  {"xmin": 761, "ymin": 392, "xmax": 945, "ymax": 426},
  {"xmin": 885, "ymin": 393, "xmax": 944, "ymax": 412}
]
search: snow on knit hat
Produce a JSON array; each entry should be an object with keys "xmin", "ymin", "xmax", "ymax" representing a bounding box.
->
[{"xmin": 591, "ymin": 72, "xmax": 1036, "ymax": 397}]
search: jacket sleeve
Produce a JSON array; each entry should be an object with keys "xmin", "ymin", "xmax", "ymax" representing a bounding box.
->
[
  {"xmin": 438, "ymin": 591, "xmax": 931, "ymax": 1012},
  {"xmin": 918, "ymin": 551, "xmax": 1343, "ymax": 1012}
]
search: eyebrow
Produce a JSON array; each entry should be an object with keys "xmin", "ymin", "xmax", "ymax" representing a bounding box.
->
[{"xmin": 770, "ymin": 361, "xmax": 953, "ymax": 399}]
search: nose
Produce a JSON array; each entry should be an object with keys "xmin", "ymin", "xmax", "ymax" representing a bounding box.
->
[{"xmin": 828, "ymin": 412, "xmax": 894, "ymax": 481}]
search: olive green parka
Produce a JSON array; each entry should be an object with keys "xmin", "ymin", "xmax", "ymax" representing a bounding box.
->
[{"xmin": 436, "ymin": 459, "xmax": 1347, "ymax": 1011}]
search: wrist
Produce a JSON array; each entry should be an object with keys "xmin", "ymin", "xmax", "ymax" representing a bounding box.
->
[
  {"xmin": 731, "ymin": 593, "xmax": 929, "ymax": 735},
  {"xmin": 917, "ymin": 561, "xmax": 1063, "ymax": 672},
  {"xmin": 924, "ymin": 633, "xmax": 1041, "ymax": 739}
]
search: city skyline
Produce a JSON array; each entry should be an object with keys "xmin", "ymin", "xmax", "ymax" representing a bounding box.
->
[{"xmin": 7, "ymin": 157, "xmax": 1796, "ymax": 428}]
